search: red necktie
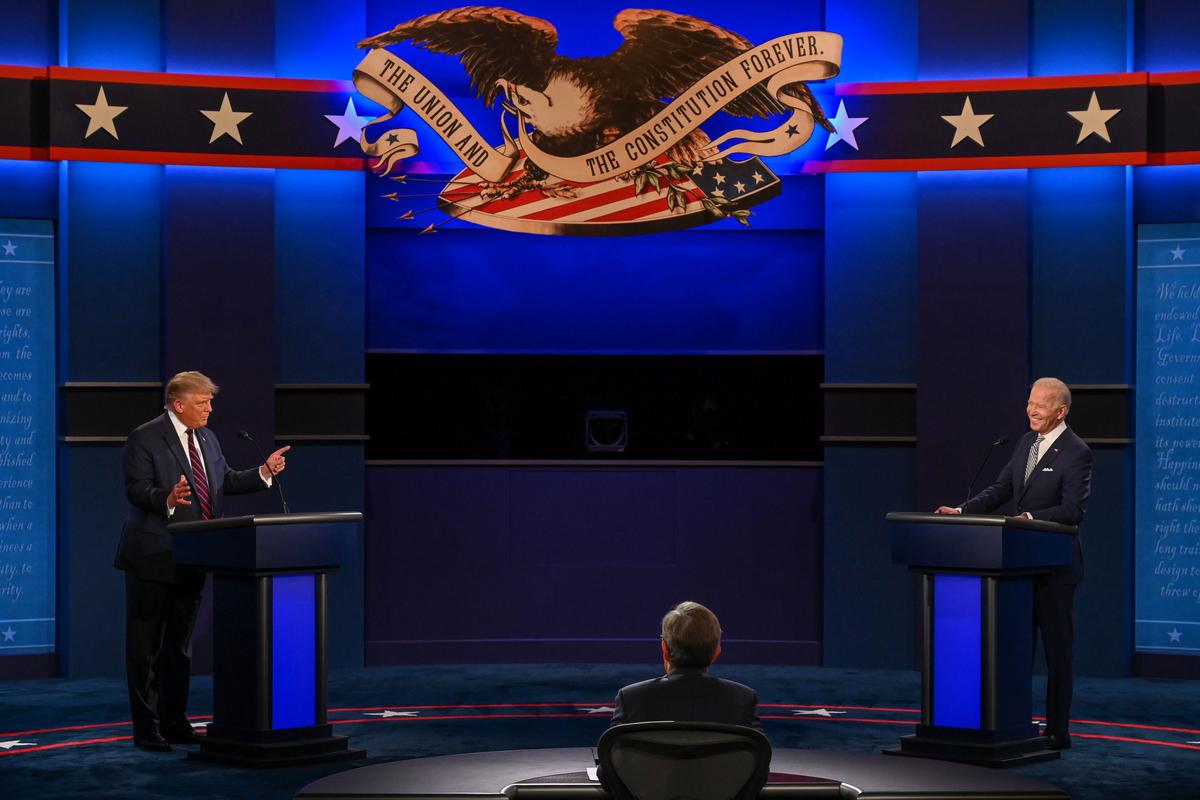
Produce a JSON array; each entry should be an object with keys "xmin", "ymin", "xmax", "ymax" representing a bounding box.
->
[{"xmin": 187, "ymin": 429, "xmax": 213, "ymax": 520}]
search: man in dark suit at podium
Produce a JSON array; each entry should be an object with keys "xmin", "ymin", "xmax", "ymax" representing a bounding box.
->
[
  {"xmin": 114, "ymin": 371, "xmax": 289, "ymax": 752},
  {"xmin": 609, "ymin": 601, "xmax": 761, "ymax": 729},
  {"xmin": 937, "ymin": 377, "xmax": 1091, "ymax": 750}
]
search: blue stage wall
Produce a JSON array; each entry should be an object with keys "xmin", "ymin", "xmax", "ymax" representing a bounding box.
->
[
  {"xmin": 364, "ymin": 465, "xmax": 822, "ymax": 665},
  {"xmin": 0, "ymin": 0, "xmax": 1198, "ymax": 681}
]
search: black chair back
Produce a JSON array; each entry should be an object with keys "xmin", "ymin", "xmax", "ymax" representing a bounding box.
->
[{"xmin": 597, "ymin": 721, "xmax": 771, "ymax": 800}]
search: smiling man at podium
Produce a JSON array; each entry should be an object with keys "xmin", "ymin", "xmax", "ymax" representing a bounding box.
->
[
  {"xmin": 114, "ymin": 371, "xmax": 289, "ymax": 752},
  {"xmin": 936, "ymin": 377, "xmax": 1092, "ymax": 751}
]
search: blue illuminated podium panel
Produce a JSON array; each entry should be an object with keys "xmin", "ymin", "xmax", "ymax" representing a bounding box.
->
[
  {"xmin": 886, "ymin": 512, "xmax": 1074, "ymax": 767},
  {"xmin": 170, "ymin": 512, "xmax": 362, "ymax": 767}
]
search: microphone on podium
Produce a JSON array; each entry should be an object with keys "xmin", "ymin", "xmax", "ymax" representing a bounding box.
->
[
  {"xmin": 964, "ymin": 435, "xmax": 1009, "ymax": 505},
  {"xmin": 237, "ymin": 430, "xmax": 290, "ymax": 514}
]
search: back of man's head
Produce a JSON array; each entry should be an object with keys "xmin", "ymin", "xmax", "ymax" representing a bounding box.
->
[{"xmin": 661, "ymin": 601, "xmax": 721, "ymax": 668}]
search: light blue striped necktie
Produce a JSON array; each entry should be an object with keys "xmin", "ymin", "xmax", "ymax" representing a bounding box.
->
[{"xmin": 1023, "ymin": 434, "xmax": 1045, "ymax": 484}]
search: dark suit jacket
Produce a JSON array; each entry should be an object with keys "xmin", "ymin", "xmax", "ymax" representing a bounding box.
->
[
  {"xmin": 114, "ymin": 413, "xmax": 266, "ymax": 583},
  {"xmin": 961, "ymin": 426, "xmax": 1092, "ymax": 584},
  {"xmin": 610, "ymin": 667, "xmax": 761, "ymax": 729}
]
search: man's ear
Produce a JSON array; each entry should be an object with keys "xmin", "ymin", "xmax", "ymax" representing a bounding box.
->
[
  {"xmin": 660, "ymin": 639, "xmax": 671, "ymax": 671},
  {"xmin": 711, "ymin": 643, "xmax": 722, "ymax": 665}
]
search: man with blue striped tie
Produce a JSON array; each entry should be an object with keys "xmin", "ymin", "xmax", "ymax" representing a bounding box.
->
[
  {"xmin": 114, "ymin": 371, "xmax": 289, "ymax": 752},
  {"xmin": 937, "ymin": 377, "xmax": 1092, "ymax": 751}
]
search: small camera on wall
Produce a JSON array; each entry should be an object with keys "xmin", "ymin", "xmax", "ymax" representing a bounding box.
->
[{"xmin": 585, "ymin": 410, "xmax": 628, "ymax": 453}]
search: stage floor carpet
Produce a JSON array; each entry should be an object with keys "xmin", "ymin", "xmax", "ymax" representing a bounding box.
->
[{"xmin": 0, "ymin": 664, "xmax": 1196, "ymax": 799}]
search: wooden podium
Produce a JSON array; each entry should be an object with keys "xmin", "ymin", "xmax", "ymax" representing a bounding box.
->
[
  {"xmin": 169, "ymin": 512, "xmax": 363, "ymax": 767},
  {"xmin": 885, "ymin": 512, "xmax": 1076, "ymax": 766}
]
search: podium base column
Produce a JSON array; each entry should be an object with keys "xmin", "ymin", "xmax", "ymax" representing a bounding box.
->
[{"xmin": 189, "ymin": 723, "xmax": 365, "ymax": 768}]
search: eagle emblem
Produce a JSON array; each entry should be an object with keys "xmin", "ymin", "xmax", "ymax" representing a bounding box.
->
[{"xmin": 353, "ymin": 7, "xmax": 842, "ymax": 235}]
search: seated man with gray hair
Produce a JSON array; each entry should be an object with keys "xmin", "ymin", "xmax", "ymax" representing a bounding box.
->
[{"xmin": 609, "ymin": 600, "xmax": 761, "ymax": 729}]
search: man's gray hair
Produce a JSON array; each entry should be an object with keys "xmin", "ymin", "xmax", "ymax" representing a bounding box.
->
[
  {"xmin": 164, "ymin": 371, "xmax": 219, "ymax": 409},
  {"xmin": 1032, "ymin": 377, "xmax": 1072, "ymax": 410},
  {"xmin": 661, "ymin": 601, "xmax": 722, "ymax": 668}
]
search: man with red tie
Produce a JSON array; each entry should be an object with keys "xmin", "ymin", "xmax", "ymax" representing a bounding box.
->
[{"xmin": 114, "ymin": 371, "xmax": 289, "ymax": 752}]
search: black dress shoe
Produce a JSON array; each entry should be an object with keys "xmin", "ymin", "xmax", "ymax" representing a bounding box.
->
[
  {"xmin": 161, "ymin": 725, "xmax": 203, "ymax": 745},
  {"xmin": 1046, "ymin": 733, "xmax": 1072, "ymax": 750},
  {"xmin": 133, "ymin": 733, "xmax": 173, "ymax": 752}
]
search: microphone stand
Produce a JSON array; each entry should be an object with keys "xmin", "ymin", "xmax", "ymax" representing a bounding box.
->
[
  {"xmin": 964, "ymin": 435, "xmax": 1008, "ymax": 506},
  {"xmin": 238, "ymin": 430, "xmax": 290, "ymax": 514}
]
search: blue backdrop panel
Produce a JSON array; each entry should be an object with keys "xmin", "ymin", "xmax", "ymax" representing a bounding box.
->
[
  {"xmin": 1135, "ymin": 222, "xmax": 1200, "ymax": 655},
  {"xmin": 368, "ymin": 229, "xmax": 822, "ymax": 354},
  {"xmin": 822, "ymin": 446, "xmax": 916, "ymax": 669},
  {"xmin": 163, "ymin": 0, "xmax": 275, "ymax": 76},
  {"xmin": 823, "ymin": 172, "xmax": 917, "ymax": 382},
  {"xmin": 364, "ymin": 465, "xmax": 821, "ymax": 664},
  {"xmin": 1138, "ymin": 0, "xmax": 1200, "ymax": 72},
  {"xmin": 276, "ymin": 170, "xmax": 366, "ymax": 383},
  {"xmin": 62, "ymin": 0, "xmax": 161, "ymax": 70},
  {"xmin": 917, "ymin": 0, "xmax": 1029, "ymax": 80},
  {"xmin": 1030, "ymin": 167, "xmax": 1132, "ymax": 384},
  {"xmin": 915, "ymin": 169, "xmax": 1030, "ymax": 512},
  {"xmin": 1031, "ymin": 0, "xmax": 1130, "ymax": 76},
  {"xmin": 64, "ymin": 162, "xmax": 162, "ymax": 380},
  {"xmin": 163, "ymin": 166, "xmax": 276, "ymax": 520},
  {"xmin": 57, "ymin": 444, "xmax": 126, "ymax": 677},
  {"xmin": 0, "ymin": 218, "xmax": 55, "ymax": 659},
  {"xmin": 0, "ymin": 0, "xmax": 55, "ymax": 66},
  {"xmin": 0, "ymin": 162, "xmax": 57, "ymax": 223}
]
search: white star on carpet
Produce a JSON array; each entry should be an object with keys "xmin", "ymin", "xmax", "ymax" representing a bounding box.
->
[
  {"xmin": 363, "ymin": 710, "xmax": 420, "ymax": 718},
  {"xmin": 75, "ymin": 86, "xmax": 128, "ymax": 140},
  {"xmin": 580, "ymin": 706, "xmax": 616, "ymax": 714},
  {"xmin": 825, "ymin": 100, "xmax": 868, "ymax": 151},
  {"xmin": 0, "ymin": 740, "xmax": 35, "ymax": 750},
  {"xmin": 201, "ymin": 92, "xmax": 253, "ymax": 145},
  {"xmin": 1068, "ymin": 91, "xmax": 1120, "ymax": 144},
  {"xmin": 324, "ymin": 98, "xmax": 375, "ymax": 147},
  {"xmin": 1170, "ymin": 245, "xmax": 1186, "ymax": 261},
  {"xmin": 792, "ymin": 708, "xmax": 846, "ymax": 717},
  {"xmin": 942, "ymin": 96, "xmax": 993, "ymax": 148},
  {"xmin": 1167, "ymin": 628, "xmax": 1183, "ymax": 643},
  {"xmin": 1, "ymin": 626, "xmax": 15, "ymax": 642},
  {"xmin": 1, "ymin": 241, "xmax": 16, "ymax": 256}
]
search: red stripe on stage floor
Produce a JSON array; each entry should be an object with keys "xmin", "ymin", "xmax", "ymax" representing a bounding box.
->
[
  {"xmin": 0, "ymin": 735, "xmax": 132, "ymax": 756},
  {"xmin": 48, "ymin": 66, "xmax": 351, "ymax": 93}
]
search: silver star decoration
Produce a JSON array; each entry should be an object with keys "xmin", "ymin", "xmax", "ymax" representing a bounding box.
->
[
  {"xmin": 1170, "ymin": 245, "xmax": 1185, "ymax": 261},
  {"xmin": 942, "ymin": 96, "xmax": 993, "ymax": 148},
  {"xmin": 76, "ymin": 86, "xmax": 128, "ymax": 140},
  {"xmin": 0, "ymin": 740, "xmax": 35, "ymax": 750},
  {"xmin": 1067, "ymin": 91, "xmax": 1120, "ymax": 144},
  {"xmin": 324, "ymin": 98, "xmax": 375, "ymax": 147},
  {"xmin": 1, "ymin": 241, "xmax": 16, "ymax": 256},
  {"xmin": 363, "ymin": 710, "xmax": 420, "ymax": 718},
  {"xmin": 579, "ymin": 706, "xmax": 616, "ymax": 714},
  {"xmin": 1168, "ymin": 628, "xmax": 1183, "ymax": 643},
  {"xmin": 1, "ymin": 626, "xmax": 14, "ymax": 642},
  {"xmin": 200, "ymin": 92, "xmax": 253, "ymax": 145},
  {"xmin": 792, "ymin": 708, "xmax": 846, "ymax": 717},
  {"xmin": 825, "ymin": 99, "xmax": 868, "ymax": 151}
]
